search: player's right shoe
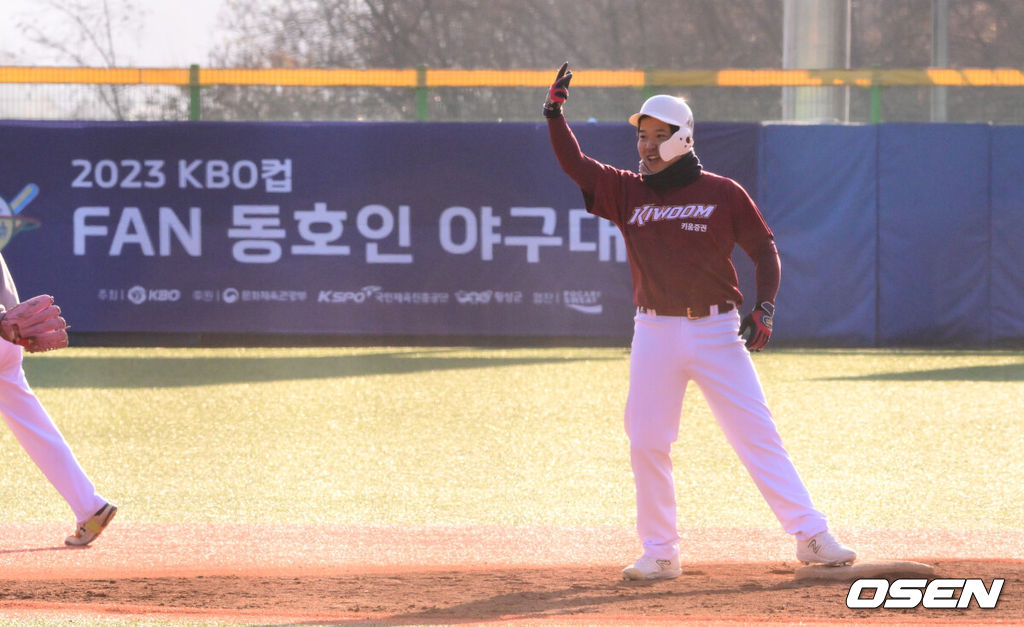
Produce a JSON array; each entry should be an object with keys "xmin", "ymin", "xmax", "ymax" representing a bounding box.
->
[
  {"xmin": 796, "ymin": 530, "xmax": 856, "ymax": 566},
  {"xmin": 622, "ymin": 554, "xmax": 682, "ymax": 580},
  {"xmin": 65, "ymin": 503, "xmax": 117, "ymax": 547}
]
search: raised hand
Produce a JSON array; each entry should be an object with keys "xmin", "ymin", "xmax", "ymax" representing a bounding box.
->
[{"xmin": 543, "ymin": 62, "xmax": 573, "ymax": 118}]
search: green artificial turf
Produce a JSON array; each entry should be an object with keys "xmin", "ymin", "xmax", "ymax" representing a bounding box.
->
[{"xmin": 0, "ymin": 347, "xmax": 1020, "ymax": 531}]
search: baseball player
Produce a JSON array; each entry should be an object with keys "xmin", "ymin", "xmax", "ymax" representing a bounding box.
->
[
  {"xmin": 543, "ymin": 63, "xmax": 855, "ymax": 580},
  {"xmin": 0, "ymin": 252, "xmax": 116, "ymax": 546}
]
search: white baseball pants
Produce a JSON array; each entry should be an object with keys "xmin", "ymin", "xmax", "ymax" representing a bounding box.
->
[
  {"xmin": 0, "ymin": 338, "xmax": 106, "ymax": 523},
  {"xmin": 625, "ymin": 309, "xmax": 828, "ymax": 559}
]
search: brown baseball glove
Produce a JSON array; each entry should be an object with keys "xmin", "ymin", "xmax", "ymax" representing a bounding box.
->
[{"xmin": 0, "ymin": 294, "xmax": 69, "ymax": 352}]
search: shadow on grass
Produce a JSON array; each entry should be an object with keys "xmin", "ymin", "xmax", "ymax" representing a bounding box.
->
[
  {"xmin": 22, "ymin": 348, "xmax": 624, "ymax": 389},
  {"xmin": 815, "ymin": 362, "xmax": 1024, "ymax": 382}
]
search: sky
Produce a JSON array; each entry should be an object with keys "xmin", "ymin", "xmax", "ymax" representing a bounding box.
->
[{"xmin": 1, "ymin": 0, "xmax": 227, "ymax": 67}]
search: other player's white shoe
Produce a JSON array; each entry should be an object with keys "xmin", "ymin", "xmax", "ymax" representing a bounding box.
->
[
  {"xmin": 796, "ymin": 530, "xmax": 856, "ymax": 566},
  {"xmin": 622, "ymin": 554, "xmax": 682, "ymax": 580},
  {"xmin": 65, "ymin": 503, "xmax": 117, "ymax": 547}
]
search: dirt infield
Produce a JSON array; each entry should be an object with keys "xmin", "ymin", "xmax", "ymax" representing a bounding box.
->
[{"xmin": 1, "ymin": 524, "xmax": 1021, "ymax": 624}]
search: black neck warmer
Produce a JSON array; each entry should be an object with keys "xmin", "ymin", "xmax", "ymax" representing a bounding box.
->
[{"xmin": 641, "ymin": 151, "xmax": 703, "ymax": 191}]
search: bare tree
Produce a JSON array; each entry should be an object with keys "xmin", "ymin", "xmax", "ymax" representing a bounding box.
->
[
  {"xmin": 848, "ymin": 0, "xmax": 1024, "ymax": 123},
  {"xmin": 204, "ymin": 0, "xmax": 785, "ymax": 122},
  {"xmin": 203, "ymin": 0, "xmax": 1024, "ymax": 123},
  {"xmin": 15, "ymin": 0, "xmax": 148, "ymax": 120}
]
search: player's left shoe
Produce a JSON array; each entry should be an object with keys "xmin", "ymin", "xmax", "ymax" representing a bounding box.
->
[
  {"xmin": 65, "ymin": 503, "xmax": 117, "ymax": 547},
  {"xmin": 796, "ymin": 530, "xmax": 856, "ymax": 566},
  {"xmin": 622, "ymin": 554, "xmax": 682, "ymax": 580}
]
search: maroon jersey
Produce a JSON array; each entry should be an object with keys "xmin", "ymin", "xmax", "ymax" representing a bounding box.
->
[{"xmin": 549, "ymin": 115, "xmax": 776, "ymax": 313}]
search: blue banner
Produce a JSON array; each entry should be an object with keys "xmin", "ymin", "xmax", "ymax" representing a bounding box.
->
[{"xmin": 0, "ymin": 120, "xmax": 760, "ymax": 337}]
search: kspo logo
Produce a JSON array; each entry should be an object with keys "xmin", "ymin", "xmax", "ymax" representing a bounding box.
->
[
  {"xmin": 318, "ymin": 286, "xmax": 381, "ymax": 304},
  {"xmin": 847, "ymin": 578, "xmax": 1004, "ymax": 609}
]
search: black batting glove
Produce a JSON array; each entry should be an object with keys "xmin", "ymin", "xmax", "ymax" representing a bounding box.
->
[
  {"xmin": 543, "ymin": 62, "xmax": 573, "ymax": 118},
  {"xmin": 739, "ymin": 301, "xmax": 774, "ymax": 351}
]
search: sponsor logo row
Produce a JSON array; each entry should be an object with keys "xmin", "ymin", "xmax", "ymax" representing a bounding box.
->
[{"xmin": 97, "ymin": 286, "xmax": 604, "ymax": 314}]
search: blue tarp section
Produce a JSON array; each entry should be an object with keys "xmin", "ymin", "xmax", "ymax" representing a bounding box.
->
[
  {"xmin": 758, "ymin": 125, "xmax": 878, "ymax": 345},
  {"xmin": 877, "ymin": 124, "xmax": 992, "ymax": 345},
  {"xmin": 991, "ymin": 126, "xmax": 1024, "ymax": 344}
]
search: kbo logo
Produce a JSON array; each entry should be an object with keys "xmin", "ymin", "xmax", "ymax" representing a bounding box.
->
[
  {"xmin": 128, "ymin": 285, "xmax": 181, "ymax": 305},
  {"xmin": 847, "ymin": 578, "xmax": 1004, "ymax": 609}
]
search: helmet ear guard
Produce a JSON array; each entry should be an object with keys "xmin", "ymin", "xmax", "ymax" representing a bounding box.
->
[
  {"xmin": 630, "ymin": 94, "xmax": 695, "ymax": 162},
  {"xmin": 658, "ymin": 128, "xmax": 694, "ymax": 161}
]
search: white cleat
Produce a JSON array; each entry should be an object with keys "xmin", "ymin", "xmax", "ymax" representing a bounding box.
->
[
  {"xmin": 622, "ymin": 554, "xmax": 682, "ymax": 580},
  {"xmin": 797, "ymin": 530, "xmax": 856, "ymax": 566},
  {"xmin": 65, "ymin": 503, "xmax": 117, "ymax": 547}
]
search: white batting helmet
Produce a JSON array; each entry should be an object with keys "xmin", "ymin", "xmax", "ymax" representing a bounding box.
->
[{"xmin": 629, "ymin": 94, "xmax": 695, "ymax": 161}]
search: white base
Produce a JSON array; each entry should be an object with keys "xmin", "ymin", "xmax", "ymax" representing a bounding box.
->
[{"xmin": 795, "ymin": 560, "xmax": 935, "ymax": 581}]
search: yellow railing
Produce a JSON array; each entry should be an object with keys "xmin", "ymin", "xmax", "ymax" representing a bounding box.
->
[
  {"xmin": 3, "ymin": 66, "xmax": 1023, "ymax": 121},
  {"xmin": 4, "ymin": 66, "xmax": 1024, "ymax": 87}
]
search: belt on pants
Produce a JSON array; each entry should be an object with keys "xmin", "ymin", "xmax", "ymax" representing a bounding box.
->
[{"xmin": 637, "ymin": 302, "xmax": 735, "ymax": 320}]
